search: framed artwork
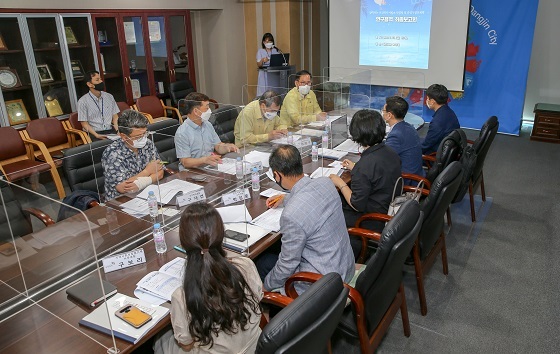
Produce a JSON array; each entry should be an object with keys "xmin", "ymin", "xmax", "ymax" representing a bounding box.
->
[
  {"xmin": 37, "ymin": 64, "xmax": 54, "ymax": 83},
  {"xmin": 5, "ymin": 99, "xmax": 31, "ymax": 125},
  {"xmin": 0, "ymin": 67, "xmax": 22, "ymax": 89},
  {"xmin": 65, "ymin": 26, "xmax": 79, "ymax": 45},
  {"xmin": 70, "ymin": 60, "xmax": 84, "ymax": 79},
  {"xmin": 0, "ymin": 33, "xmax": 7, "ymax": 50},
  {"xmin": 44, "ymin": 98, "xmax": 64, "ymax": 117}
]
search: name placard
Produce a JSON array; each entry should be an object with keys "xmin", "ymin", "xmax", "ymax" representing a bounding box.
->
[
  {"xmin": 102, "ymin": 248, "xmax": 146, "ymax": 273},
  {"xmin": 222, "ymin": 188, "xmax": 251, "ymax": 205},
  {"xmin": 176, "ymin": 188, "xmax": 207, "ymax": 207}
]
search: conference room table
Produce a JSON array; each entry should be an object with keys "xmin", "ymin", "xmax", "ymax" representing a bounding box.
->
[{"xmin": 0, "ymin": 142, "xmax": 355, "ymax": 353}]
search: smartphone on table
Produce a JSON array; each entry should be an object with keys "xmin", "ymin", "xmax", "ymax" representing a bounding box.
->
[{"xmin": 115, "ymin": 304, "xmax": 152, "ymax": 328}]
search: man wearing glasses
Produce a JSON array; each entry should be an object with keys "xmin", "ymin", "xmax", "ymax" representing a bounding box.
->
[
  {"xmin": 102, "ymin": 110, "xmax": 164, "ymax": 200},
  {"xmin": 279, "ymin": 70, "xmax": 327, "ymax": 127},
  {"xmin": 233, "ymin": 90, "xmax": 288, "ymax": 146}
]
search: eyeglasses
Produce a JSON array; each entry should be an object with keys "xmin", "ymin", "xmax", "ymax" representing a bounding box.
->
[{"xmin": 127, "ymin": 131, "xmax": 149, "ymax": 141}]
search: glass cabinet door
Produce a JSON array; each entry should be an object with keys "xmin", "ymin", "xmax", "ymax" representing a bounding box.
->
[
  {"xmin": 168, "ymin": 15, "xmax": 191, "ymax": 84},
  {"xmin": 61, "ymin": 15, "xmax": 98, "ymax": 105},
  {"xmin": 0, "ymin": 15, "xmax": 39, "ymax": 126},
  {"xmin": 148, "ymin": 16, "xmax": 171, "ymax": 99},
  {"xmin": 25, "ymin": 15, "xmax": 72, "ymax": 118},
  {"xmin": 122, "ymin": 16, "xmax": 151, "ymax": 100},
  {"xmin": 93, "ymin": 15, "xmax": 127, "ymax": 103}
]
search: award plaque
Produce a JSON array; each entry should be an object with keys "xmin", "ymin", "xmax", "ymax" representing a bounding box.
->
[
  {"xmin": 5, "ymin": 99, "xmax": 31, "ymax": 125},
  {"xmin": 45, "ymin": 97, "xmax": 64, "ymax": 117},
  {"xmin": 0, "ymin": 33, "xmax": 7, "ymax": 51},
  {"xmin": 0, "ymin": 67, "xmax": 21, "ymax": 89},
  {"xmin": 70, "ymin": 60, "xmax": 84, "ymax": 79},
  {"xmin": 37, "ymin": 64, "xmax": 54, "ymax": 83},
  {"xmin": 65, "ymin": 26, "xmax": 79, "ymax": 45}
]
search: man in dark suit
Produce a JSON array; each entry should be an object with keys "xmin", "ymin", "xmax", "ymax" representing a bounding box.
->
[{"xmin": 421, "ymin": 84, "xmax": 460, "ymax": 154}]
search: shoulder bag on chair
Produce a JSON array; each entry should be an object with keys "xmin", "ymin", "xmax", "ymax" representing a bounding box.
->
[{"xmin": 388, "ymin": 177, "xmax": 424, "ymax": 216}]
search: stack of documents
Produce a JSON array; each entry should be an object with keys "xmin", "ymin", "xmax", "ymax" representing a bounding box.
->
[
  {"xmin": 310, "ymin": 167, "xmax": 342, "ymax": 179},
  {"xmin": 334, "ymin": 139, "xmax": 361, "ymax": 154},
  {"xmin": 216, "ymin": 204, "xmax": 253, "ymax": 223},
  {"xmin": 318, "ymin": 148, "xmax": 347, "ymax": 160},
  {"xmin": 295, "ymin": 128, "xmax": 324, "ymax": 137},
  {"xmin": 250, "ymin": 207, "xmax": 283, "ymax": 232},
  {"xmin": 223, "ymin": 223, "xmax": 271, "ymax": 252},
  {"xmin": 244, "ymin": 150, "xmax": 271, "ymax": 168},
  {"xmin": 271, "ymin": 134, "xmax": 302, "ymax": 144},
  {"xmin": 135, "ymin": 257, "xmax": 185, "ymax": 303},
  {"xmin": 259, "ymin": 188, "xmax": 287, "ymax": 198},
  {"xmin": 137, "ymin": 179, "xmax": 203, "ymax": 204},
  {"xmin": 119, "ymin": 198, "xmax": 150, "ymax": 216}
]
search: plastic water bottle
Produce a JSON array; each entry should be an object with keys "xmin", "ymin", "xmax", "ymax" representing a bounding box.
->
[
  {"xmin": 235, "ymin": 157, "xmax": 244, "ymax": 179},
  {"xmin": 147, "ymin": 191, "xmax": 158, "ymax": 218},
  {"xmin": 322, "ymin": 129, "xmax": 329, "ymax": 149},
  {"xmin": 251, "ymin": 167, "xmax": 260, "ymax": 191},
  {"xmin": 312, "ymin": 142, "xmax": 318, "ymax": 161},
  {"xmin": 287, "ymin": 132, "xmax": 294, "ymax": 145},
  {"xmin": 153, "ymin": 223, "xmax": 167, "ymax": 254}
]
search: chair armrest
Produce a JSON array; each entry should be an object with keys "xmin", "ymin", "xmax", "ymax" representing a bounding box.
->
[
  {"xmin": 261, "ymin": 292, "xmax": 294, "ymax": 308},
  {"xmin": 284, "ymin": 271, "xmax": 323, "ymax": 299},
  {"xmin": 401, "ymin": 173, "xmax": 431, "ymax": 189},
  {"xmin": 65, "ymin": 127, "xmax": 92, "ymax": 145},
  {"xmin": 403, "ymin": 186, "xmax": 430, "ymax": 197},
  {"xmin": 87, "ymin": 200, "xmax": 100, "ymax": 208},
  {"xmin": 422, "ymin": 155, "xmax": 436, "ymax": 162},
  {"xmin": 467, "ymin": 139, "xmax": 475, "ymax": 145},
  {"xmin": 347, "ymin": 227, "xmax": 381, "ymax": 263},
  {"xmin": 355, "ymin": 212, "xmax": 392, "ymax": 228},
  {"xmin": 20, "ymin": 137, "xmax": 57, "ymax": 166},
  {"xmin": 23, "ymin": 207, "xmax": 55, "ymax": 226},
  {"xmin": 163, "ymin": 105, "xmax": 181, "ymax": 120},
  {"xmin": 342, "ymin": 283, "xmax": 368, "ymax": 341}
]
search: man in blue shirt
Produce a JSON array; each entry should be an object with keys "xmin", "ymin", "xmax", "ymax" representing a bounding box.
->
[
  {"xmin": 383, "ymin": 96, "xmax": 425, "ymax": 178},
  {"xmin": 421, "ymin": 84, "xmax": 460, "ymax": 154},
  {"xmin": 174, "ymin": 92, "xmax": 238, "ymax": 170}
]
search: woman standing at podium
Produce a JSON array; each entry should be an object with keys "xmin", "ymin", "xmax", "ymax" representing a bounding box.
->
[{"xmin": 256, "ymin": 33, "xmax": 279, "ymax": 96}]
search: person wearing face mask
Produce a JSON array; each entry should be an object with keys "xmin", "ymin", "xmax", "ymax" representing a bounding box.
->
[
  {"xmin": 233, "ymin": 90, "xmax": 287, "ymax": 147},
  {"xmin": 421, "ymin": 84, "xmax": 460, "ymax": 155},
  {"xmin": 77, "ymin": 70, "xmax": 120, "ymax": 140},
  {"xmin": 101, "ymin": 110, "xmax": 164, "ymax": 200},
  {"xmin": 256, "ymin": 144, "xmax": 354, "ymax": 294},
  {"xmin": 279, "ymin": 70, "xmax": 327, "ymax": 127},
  {"xmin": 383, "ymin": 96, "xmax": 425, "ymax": 179},
  {"xmin": 174, "ymin": 92, "xmax": 239, "ymax": 170},
  {"xmin": 256, "ymin": 33, "xmax": 280, "ymax": 97}
]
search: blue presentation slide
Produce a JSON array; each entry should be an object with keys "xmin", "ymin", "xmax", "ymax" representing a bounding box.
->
[{"xmin": 359, "ymin": 0, "xmax": 433, "ymax": 69}]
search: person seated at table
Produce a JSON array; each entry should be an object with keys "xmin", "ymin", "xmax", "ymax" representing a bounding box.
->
[
  {"xmin": 259, "ymin": 144, "xmax": 354, "ymax": 294},
  {"xmin": 233, "ymin": 90, "xmax": 288, "ymax": 147},
  {"xmin": 383, "ymin": 96, "xmax": 425, "ymax": 178},
  {"xmin": 328, "ymin": 110, "xmax": 401, "ymax": 257},
  {"xmin": 153, "ymin": 202, "xmax": 263, "ymax": 354},
  {"xmin": 102, "ymin": 110, "xmax": 164, "ymax": 200},
  {"xmin": 175, "ymin": 92, "xmax": 239, "ymax": 170},
  {"xmin": 77, "ymin": 70, "xmax": 120, "ymax": 140},
  {"xmin": 279, "ymin": 70, "xmax": 327, "ymax": 127},
  {"xmin": 422, "ymin": 84, "xmax": 460, "ymax": 154}
]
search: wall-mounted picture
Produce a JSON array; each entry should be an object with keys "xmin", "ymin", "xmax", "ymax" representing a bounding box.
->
[
  {"xmin": 0, "ymin": 67, "xmax": 22, "ymax": 89},
  {"xmin": 70, "ymin": 60, "xmax": 84, "ymax": 79},
  {"xmin": 65, "ymin": 26, "xmax": 78, "ymax": 45},
  {"xmin": 37, "ymin": 64, "xmax": 54, "ymax": 83},
  {"xmin": 0, "ymin": 33, "xmax": 7, "ymax": 51},
  {"xmin": 5, "ymin": 99, "xmax": 31, "ymax": 125}
]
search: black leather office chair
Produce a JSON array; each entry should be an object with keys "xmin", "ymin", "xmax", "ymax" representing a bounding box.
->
[
  {"xmin": 0, "ymin": 173, "xmax": 54, "ymax": 242},
  {"xmin": 257, "ymin": 272, "xmax": 349, "ymax": 354},
  {"xmin": 147, "ymin": 119, "xmax": 181, "ymax": 171},
  {"xmin": 465, "ymin": 116, "xmax": 499, "ymax": 222},
  {"xmin": 209, "ymin": 105, "xmax": 239, "ymax": 144},
  {"xmin": 61, "ymin": 139, "xmax": 112, "ymax": 195},
  {"xmin": 169, "ymin": 79, "xmax": 195, "ymax": 107},
  {"xmin": 424, "ymin": 129, "xmax": 466, "ymax": 183},
  {"xmin": 289, "ymin": 200, "xmax": 423, "ymax": 354}
]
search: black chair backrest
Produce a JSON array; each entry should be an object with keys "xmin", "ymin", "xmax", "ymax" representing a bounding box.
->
[
  {"xmin": 354, "ymin": 200, "xmax": 423, "ymax": 336},
  {"xmin": 418, "ymin": 161, "xmax": 463, "ymax": 259},
  {"xmin": 169, "ymin": 79, "xmax": 195, "ymax": 107},
  {"xmin": 425, "ymin": 129, "xmax": 466, "ymax": 183},
  {"xmin": 209, "ymin": 105, "xmax": 239, "ymax": 144},
  {"xmin": 147, "ymin": 119, "xmax": 180, "ymax": 166},
  {"xmin": 61, "ymin": 139, "xmax": 112, "ymax": 194},
  {"xmin": 256, "ymin": 273, "xmax": 349, "ymax": 354},
  {"xmin": 471, "ymin": 116, "xmax": 499, "ymax": 183},
  {"xmin": 0, "ymin": 173, "xmax": 32, "ymax": 241}
]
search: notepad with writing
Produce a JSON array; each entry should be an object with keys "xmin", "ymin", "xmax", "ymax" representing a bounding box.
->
[
  {"xmin": 66, "ymin": 276, "xmax": 117, "ymax": 307},
  {"xmin": 135, "ymin": 257, "xmax": 185, "ymax": 302}
]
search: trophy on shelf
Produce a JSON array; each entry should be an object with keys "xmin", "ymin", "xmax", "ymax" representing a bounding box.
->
[
  {"xmin": 44, "ymin": 95, "xmax": 64, "ymax": 117},
  {"xmin": 65, "ymin": 26, "xmax": 79, "ymax": 46}
]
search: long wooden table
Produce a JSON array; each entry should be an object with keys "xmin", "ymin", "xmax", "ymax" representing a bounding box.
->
[{"xmin": 0, "ymin": 144, "xmax": 354, "ymax": 353}]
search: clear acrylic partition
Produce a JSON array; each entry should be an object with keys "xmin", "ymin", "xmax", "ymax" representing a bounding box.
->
[{"xmin": 0, "ymin": 176, "xmax": 123, "ymax": 352}]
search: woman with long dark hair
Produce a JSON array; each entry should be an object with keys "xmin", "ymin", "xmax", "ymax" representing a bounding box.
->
[{"xmin": 154, "ymin": 202, "xmax": 263, "ymax": 353}]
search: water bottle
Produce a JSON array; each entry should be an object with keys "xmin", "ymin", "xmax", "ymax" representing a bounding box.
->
[
  {"xmin": 235, "ymin": 157, "xmax": 244, "ymax": 179},
  {"xmin": 153, "ymin": 223, "xmax": 167, "ymax": 254},
  {"xmin": 322, "ymin": 129, "xmax": 329, "ymax": 149},
  {"xmin": 312, "ymin": 142, "xmax": 318, "ymax": 161},
  {"xmin": 147, "ymin": 191, "xmax": 158, "ymax": 218},
  {"xmin": 251, "ymin": 167, "xmax": 260, "ymax": 191},
  {"xmin": 287, "ymin": 132, "xmax": 294, "ymax": 145}
]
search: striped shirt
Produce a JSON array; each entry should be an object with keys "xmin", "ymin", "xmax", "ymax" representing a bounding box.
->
[{"xmin": 77, "ymin": 91, "xmax": 119, "ymax": 132}]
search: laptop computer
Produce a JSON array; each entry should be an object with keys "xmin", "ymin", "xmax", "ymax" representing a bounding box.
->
[{"xmin": 269, "ymin": 53, "xmax": 290, "ymax": 67}]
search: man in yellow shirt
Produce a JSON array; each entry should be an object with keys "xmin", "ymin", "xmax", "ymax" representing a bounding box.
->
[
  {"xmin": 234, "ymin": 90, "xmax": 288, "ymax": 146},
  {"xmin": 279, "ymin": 70, "xmax": 327, "ymax": 127}
]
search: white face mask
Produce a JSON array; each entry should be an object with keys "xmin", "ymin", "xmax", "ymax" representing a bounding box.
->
[
  {"xmin": 264, "ymin": 42, "xmax": 274, "ymax": 49},
  {"xmin": 132, "ymin": 135, "xmax": 148, "ymax": 149},
  {"xmin": 264, "ymin": 111, "xmax": 277, "ymax": 120},
  {"xmin": 199, "ymin": 108, "xmax": 212, "ymax": 121},
  {"xmin": 426, "ymin": 98, "xmax": 432, "ymax": 109},
  {"xmin": 298, "ymin": 84, "xmax": 311, "ymax": 96}
]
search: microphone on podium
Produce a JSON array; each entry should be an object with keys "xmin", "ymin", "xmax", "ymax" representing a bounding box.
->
[{"xmin": 274, "ymin": 46, "xmax": 288, "ymax": 66}]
